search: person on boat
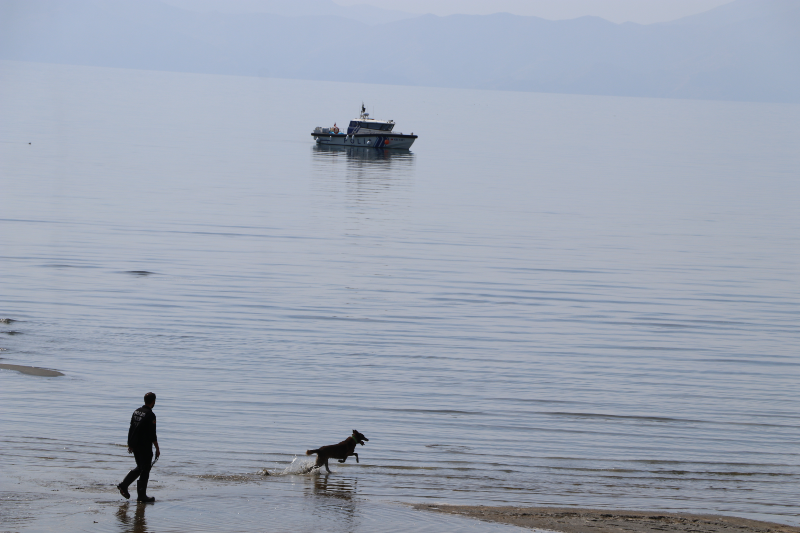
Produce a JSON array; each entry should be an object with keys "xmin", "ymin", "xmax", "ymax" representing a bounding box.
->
[
  {"xmin": 117, "ymin": 392, "xmax": 160, "ymax": 503},
  {"xmin": 333, "ymin": 123, "xmax": 339, "ymax": 134}
]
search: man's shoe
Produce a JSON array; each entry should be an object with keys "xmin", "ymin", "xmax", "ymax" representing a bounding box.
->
[
  {"xmin": 117, "ymin": 484, "xmax": 130, "ymax": 499},
  {"xmin": 137, "ymin": 495, "xmax": 155, "ymax": 503}
]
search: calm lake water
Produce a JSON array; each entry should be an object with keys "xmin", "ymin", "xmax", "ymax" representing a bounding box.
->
[{"xmin": 1, "ymin": 60, "xmax": 799, "ymax": 532}]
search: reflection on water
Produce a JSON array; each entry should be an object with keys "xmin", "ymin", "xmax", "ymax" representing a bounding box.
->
[
  {"xmin": 307, "ymin": 475, "xmax": 360, "ymax": 531},
  {"xmin": 310, "ymin": 473, "xmax": 357, "ymax": 501},
  {"xmin": 311, "ymin": 145, "xmax": 415, "ymax": 180},
  {"xmin": 312, "ymin": 144, "xmax": 416, "ymax": 164},
  {"xmin": 116, "ymin": 502, "xmax": 149, "ymax": 533},
  {"xmin": 311, "ymin": 145, "xmax": 416, "ymax": 217}
]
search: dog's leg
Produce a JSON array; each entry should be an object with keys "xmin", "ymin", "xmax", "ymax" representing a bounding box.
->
[
  {"xmin": 338, "ymin": 456, "xmax": 347, "ymax": 463},
  {"xmin": 354, "ymin": 453, "xmax": 359, "ymax": 463},
  {"xmin": 324, "ymin": 458, "xmax": 331, "ymax": 474},
  {"xmin": 312, "ymin": 455, "xmax": 329, "ymax": 474}
]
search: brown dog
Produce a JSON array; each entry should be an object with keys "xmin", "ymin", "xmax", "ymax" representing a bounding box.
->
[{"xmin": 306, "ymin": 430, "xmax": 369, "ymax": 473}]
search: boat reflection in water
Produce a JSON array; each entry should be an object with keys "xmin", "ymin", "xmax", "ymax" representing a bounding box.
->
[
  {"xmin": 312, "ymin": 144, "xmax": 415, "ymax": 163},
  {"xmin": 311, "ymin": 144, "xmax": 416, "ymax": 177},
  {"xmin": 310, "ymin": 145, "xmax": 416, "ymax": 210}
]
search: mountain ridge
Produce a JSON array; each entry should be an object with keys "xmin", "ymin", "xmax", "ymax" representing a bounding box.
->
[{"xmin": 0, "ymin": 0, "xmax": 797, "ymax": 103}]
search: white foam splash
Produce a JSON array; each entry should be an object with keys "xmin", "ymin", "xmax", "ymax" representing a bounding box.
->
[{"xmin": 267, "ymin": 455, "xmax": 323, "ymax": 476}]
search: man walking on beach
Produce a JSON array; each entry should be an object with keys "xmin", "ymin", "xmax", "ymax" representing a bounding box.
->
[{"xmin": 117, "ymin": 392, "xmax": 160, "ymax": 503}]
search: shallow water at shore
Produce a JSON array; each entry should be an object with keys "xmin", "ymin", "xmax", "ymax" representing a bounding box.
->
[
  {"xmin": 1, "ymin": 60, "xmax": 799, "ymax": 531},
  {"xmin": 2, "ymin": 478, "xmax": 531, "ymax": 533}
]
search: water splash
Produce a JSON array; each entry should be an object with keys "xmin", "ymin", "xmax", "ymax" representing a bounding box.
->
[{"xmin": 265, "ymin": 456, "xmax": 322, "ymax": 476}]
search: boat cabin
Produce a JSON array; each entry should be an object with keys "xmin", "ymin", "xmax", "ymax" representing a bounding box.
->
[{"xmin": 347, "ymin": 110, "xmax": 395, "ymax": 134}]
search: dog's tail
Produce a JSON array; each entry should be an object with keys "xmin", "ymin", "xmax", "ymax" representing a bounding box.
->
[{"xmin": 306, "ymin": 449, "xmax": 319, "ymax": 456}]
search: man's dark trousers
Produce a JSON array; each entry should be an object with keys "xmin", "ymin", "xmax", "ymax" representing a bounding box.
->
[{"xmin": 120, "ymin": 446, "xmax": 153, "ymax": 499}]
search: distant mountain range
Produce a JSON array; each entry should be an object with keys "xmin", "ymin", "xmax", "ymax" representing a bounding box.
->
[
  {"xmin": 160, "ymin": 0, "xmax": 419, "ymax": 25},
  {"xmin": 1, "ymin": 0, "xmax": 798, "ymax": 102}
]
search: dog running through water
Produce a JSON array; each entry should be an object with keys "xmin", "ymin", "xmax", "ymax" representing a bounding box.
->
[{"xmin": 306, "ymin": 430, "xmax": 369, "ymax": 473}]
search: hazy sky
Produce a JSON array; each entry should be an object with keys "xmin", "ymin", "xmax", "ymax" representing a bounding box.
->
[{"xmin": 334, "ymin": 0, "xmax": 735, "ymax": 24}]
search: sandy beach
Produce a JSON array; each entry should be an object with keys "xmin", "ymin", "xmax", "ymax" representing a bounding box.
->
[
  {"xmin": 0, "ymin": 363, "xmax": 63, "ymax": 377},
  {"xmin": 414, "ymin": 505, "xmax": 800, "ymax": 533}
]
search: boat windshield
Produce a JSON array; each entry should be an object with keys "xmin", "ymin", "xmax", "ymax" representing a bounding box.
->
[{"xmin": 349, "ymin": 121, "xmax": 394, "ymax": 131}]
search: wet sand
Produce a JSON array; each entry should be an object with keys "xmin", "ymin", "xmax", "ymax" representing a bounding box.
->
[
  {"xmin": 414, "ymin": 505, "xmax": 800, "ymax": 533},
  {"xmin": 0, "ymin": 363, "xmax": 63, "ymax": 377}
]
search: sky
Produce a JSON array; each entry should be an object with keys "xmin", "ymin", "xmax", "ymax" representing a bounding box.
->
[{"xmin": 333, "ymin": 0, "xmax": 736, "ymax": 24}]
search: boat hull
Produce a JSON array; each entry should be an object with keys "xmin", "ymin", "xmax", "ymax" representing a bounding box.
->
[{"xmin": 312, "ymin": 133, "xmax": 417, "ymax": 150}]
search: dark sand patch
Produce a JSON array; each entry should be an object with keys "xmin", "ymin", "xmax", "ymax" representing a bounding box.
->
[
  {"xmin": 125, "ymin": 270, "xmax": 155, "ymax": 276},
  {"xmin": 414, "ymin": 505, "xmax": 800, "ymax": 533},
  {"xmin": 0, "ymin": 364, "xmax": 63, "ymax": 377}
]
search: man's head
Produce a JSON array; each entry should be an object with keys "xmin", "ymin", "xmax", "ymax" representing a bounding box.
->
[{"xmin": 144, "ymin": 392, "xmax": 156, "ymax": 407}]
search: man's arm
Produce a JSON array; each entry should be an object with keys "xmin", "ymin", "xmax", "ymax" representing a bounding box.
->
[
  {"xmin": 127, "ymin": 412, "xmax": 136, "ymax": 454},
  {"xmin": 152, "ymin": 417, "xmax": 160, "ymax": 458}
]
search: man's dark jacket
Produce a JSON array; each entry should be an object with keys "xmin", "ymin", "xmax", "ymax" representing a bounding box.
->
[{"xmin": 127, "ymin": 405, "xmax": 157, "ymax": 449}]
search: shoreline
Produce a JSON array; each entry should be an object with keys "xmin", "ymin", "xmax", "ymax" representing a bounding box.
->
[{"xmin": 413, "ymin": 504, "xmax": 800, "ymax": 533}]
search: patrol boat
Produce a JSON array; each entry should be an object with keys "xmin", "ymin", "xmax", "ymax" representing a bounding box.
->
[{"xmin": 312, "ymin": 105, "xmax": 417, "ymax": 149}]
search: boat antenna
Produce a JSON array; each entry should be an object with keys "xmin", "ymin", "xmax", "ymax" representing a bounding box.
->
[{"xmin": 362, "ymin": 102, "xmax": 366, "ymax": 115}]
